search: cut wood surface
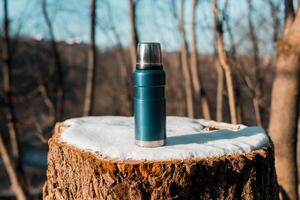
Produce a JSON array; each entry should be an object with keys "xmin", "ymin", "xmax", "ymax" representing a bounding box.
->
[{"xmin": 43, "ymin": 116, "xmax": 278, "ymax": 200}]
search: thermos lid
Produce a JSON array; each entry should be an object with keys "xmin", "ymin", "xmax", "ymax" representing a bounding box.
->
[{"xmin": 136, "ymin": 42, "xmax": 162, "ymax": 69}]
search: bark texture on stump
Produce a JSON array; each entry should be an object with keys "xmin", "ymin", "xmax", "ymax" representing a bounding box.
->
[{"xmin": 43, "ymin": 118, "xmax": 278, "ymax": 200}]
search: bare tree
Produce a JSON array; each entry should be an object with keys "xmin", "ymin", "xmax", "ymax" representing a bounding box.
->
[
  {"xmin": 0, "ymin": 135, "xmax": 27, "ymax": 200},
  {"xmin": 213, "ymin": 0, "xmax": 237, "ymax": 124},
  {"xmin": 223, "ymin": 1, "xmax": 272, "ymax": 125},
  {"xmin": 104, "ymin": 0, "xmax": 130, "ymax": 77},
  {"xmin": 269, "ymin": 2, "xmax": 300, "ymax": 199},
  {"xmin": 42, "ymin": 0, "xmax": 64, "ymax": 121},
  {"xmin": 83, "ymin": 0, "xmax": 97, "ymax": 116},
  {"xmin": 190, "ymin": 0, "xmax": 211, "ymax": 119},
  {"xmin": 179, "ymin": 0, "xmax": 194, "ymax": 118},
  {"xmin": 105, "ymin": 0, "xmax": 133, "ymax": 113},
  {"xmin": 129, "ymin": 0, "xmax": 139, "ymax": 70},
  {"xmin": 223, "ymin": 0, "xmax": 236, "ymax": 60},
  {"xmin": 1, "ymin": 1, "xmax": 28, "ymax": 198},
  {"xmin": 222, "ymin": 0, "xmax": 243, "ymax": 124},
  {"xmin": 246, "ymin": 0, "xmax": 263, "ymax": 127},
  {"xmin": 213, "ymin": 12, "xmax": 224, "ymax": 122},
  {"xmin": 2, "ymin": 0, "xmax": 19, "ymax": 163}
]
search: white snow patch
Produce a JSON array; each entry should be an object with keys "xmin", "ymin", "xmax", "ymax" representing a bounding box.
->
[{"xmin": 60, "ymin": 116, "xmax": 269, "ymax": 161}]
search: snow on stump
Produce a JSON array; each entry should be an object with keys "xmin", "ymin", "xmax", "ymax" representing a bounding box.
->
[{"xmin": 43, "ymin": 116, "xmax": 278, "ymax": 200}]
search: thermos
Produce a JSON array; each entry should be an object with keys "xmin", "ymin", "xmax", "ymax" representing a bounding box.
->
[{"xmin": 134, "ymin": 43, "xmax": 166, "ymax": 147}]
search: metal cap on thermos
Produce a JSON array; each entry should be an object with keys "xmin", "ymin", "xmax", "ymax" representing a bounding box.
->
[{"xmin": 136, "ymin": 43, "xmax": 162, "ymax": 69}]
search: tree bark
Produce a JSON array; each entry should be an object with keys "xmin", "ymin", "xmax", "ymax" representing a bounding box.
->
[
  {"xmin": 83, "ymin": 0, "xmax": 97, "ymax": 116},
  {"xmin": 190, "ymin": 0, "xmax": 211, "ymax": 120},
  {"xmin": 129, "ymin": 0, "xmax": 138, "ymax": 71},
  {"xmin": 269, "ymin": 6, "xmax": 300, "ymax": 200},
  {"xmin": 42, "ymin": 0, "xmax": 64, "ymax": 121},
  {"xmin": 213, "ymin": 0, "xmax": 237, "ymax": 124},
  {"xmin": 179, "ymin": 0, "xmax": 194, "ymax": 118},
  {"xmin": 43, "ymin": 123, "xmax": 279, "ymax": 199}
]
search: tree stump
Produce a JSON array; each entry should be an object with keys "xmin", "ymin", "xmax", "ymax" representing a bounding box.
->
[{"xmin": 43, "ymin": 116, "xmax": 278, "ymax": 200}]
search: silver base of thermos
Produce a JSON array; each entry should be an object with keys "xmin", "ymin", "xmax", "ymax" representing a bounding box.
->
[{"xmin": 135, "ymin": 139, "xmax": 165, "ymax": 148}]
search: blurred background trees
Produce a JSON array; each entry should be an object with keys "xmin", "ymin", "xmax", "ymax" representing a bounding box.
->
[{"xmin": 0, "ymin": 0, "xmax": 299, "ymax": 199}]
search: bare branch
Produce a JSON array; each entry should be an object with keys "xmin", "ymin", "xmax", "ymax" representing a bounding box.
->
[
  {"xmin": 42, "ymin": 0, "xmax": 64, "ymax": 120},
  {"xmin": 32, "ymin": 118, "xmax": 48, "ymax": 144}
]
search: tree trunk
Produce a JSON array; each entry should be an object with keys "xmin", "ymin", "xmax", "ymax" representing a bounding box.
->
[
  {"xmin": 83, "ymin": 0, "xmax": 97, "ymax": 116},
  {"xmin": 247, "ymin": 0, "xmax": 263, "ymax": 127},
  {"xmin": 42, "ymin": 0, "xmax": 64, "ymax": 121},
  {"xmin": 190, "ymin": 0, "xmax": 211, "ymax": 120},
  {"xmin": 43, "ymin": 117, "xmax": 278, "ymax": 199},
  {"xmin": 213, "ymin": 0, "xmax": 237, "ymax": 124},
  {"xmin": 0, "ymin": 135, "xmax": 27, "ymax": 200},
  {"xmin": 179, "ymin": 0, "xmax": 194, "ymax": 118},
  {"xmin": 2, "ymin": 1, "xmax": 28, "ymax": 198},
  {"xmin": 215, "ymin": 59, "xmax": 224, "ymax": 122},
  {"xmin": 129, "ymin": 0, "xmax": 138, "ymax": 71},
  {"xmin": 212, "ymin": 1, "xmax": 224, "ymax": 122},
  {"xmin": 269, "ymin": 7, "xmax": 300, "ymax": 200},
  {"xmin": 2, "ymin": 0, "xmax": 19, "ymax": 164}
]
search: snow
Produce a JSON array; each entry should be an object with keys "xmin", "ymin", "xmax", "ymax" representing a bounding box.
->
[{"xmin": 60, "ymin": 116, "xmax": 270, "ymax": 161}]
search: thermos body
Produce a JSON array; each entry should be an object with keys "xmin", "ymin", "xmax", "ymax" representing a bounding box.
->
[
  {"xmin": 134, "ymin": 43, "xmax": 166, "ymax": 147},
  {"xmin": 134, "ymin": 69, "xmax": 166, "ymax": 144}
]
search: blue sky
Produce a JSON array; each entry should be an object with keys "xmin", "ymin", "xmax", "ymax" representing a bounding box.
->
[{"xmin": 0, "ymin": 0, "xmax": 285, "ymax": 54}]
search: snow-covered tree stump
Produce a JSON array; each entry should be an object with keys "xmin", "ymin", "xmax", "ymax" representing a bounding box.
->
[{"xmin": 43, "ymin": 116, "xmax": 278, "ymax": 200}]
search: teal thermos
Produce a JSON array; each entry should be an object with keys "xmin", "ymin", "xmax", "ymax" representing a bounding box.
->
[{"xmin": 134, "ymin": 43, "xmax": 166, "ymax": 147}]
